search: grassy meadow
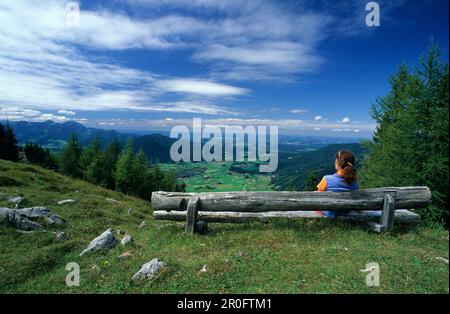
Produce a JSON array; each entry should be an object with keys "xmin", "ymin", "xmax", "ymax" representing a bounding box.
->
[
  {"xmin": 161, "ymin": 161, "xmax": 273, "ymax": 192},
  {"xmin": 0, "ymin": 159, "xmax": 448, "ymax": 293}
]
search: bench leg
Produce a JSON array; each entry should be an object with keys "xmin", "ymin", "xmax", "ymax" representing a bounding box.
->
[
  {"xmin": 195, "ymin": 220, "xmax": 208, "ymax": 234},
  {"xmin": 186, "ymin": 196, "xmax": 199, "ymax": 234},
  {"xmin": 369, "ymin": 194, "xmax": 395, "ymax": 233}
]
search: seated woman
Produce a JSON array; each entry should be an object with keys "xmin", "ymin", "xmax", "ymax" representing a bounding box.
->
[{"xmin": 316, "ymin": 150, "xmax": 359, "ymax": 218}]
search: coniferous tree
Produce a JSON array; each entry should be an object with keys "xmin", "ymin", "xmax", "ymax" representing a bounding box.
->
[
  {"xmin": 0, "ymin": 123, "xmax": 6, "ymax": 160},
  {"xmin": 84, "ymin": 152, "xmax": 108, "ymax": 186},
  {"xmin": 103, "ymin": 137, "xmax": 121, "ymax": 189},
  {"xmin": 115, "ymin": 139, "xmax": 136, "ymax": 195},
  {"xmin": 59, "ymin": 134, "xmax": 82, "ymax": 178},
  {"xmin": 133, "ymin": 149, "xmax": 151, "ymax": 199},
  {"xmin": 42, "ymin": 148, "xmax": 58, "ymax": 170},
  {"xmin": 304, "ymin": 171, "xmax": 320, "ymax": 191},
  {"xmin": 0, "ymin": 123, "xmax": 20, "ymax": 162},
  {"xmin": 360, "ymin": 42, "xmax": 449, "ymax": 224},
  {"xmin": 80, "ymin": 136, "xmax": 101, "ymax": 175},
  {"xmin": 24, "ymin": 142, "xmax": 44, "ymax": 164},
  {"xmin": 24, "ymin": 142, "xmax": 58, "ymax": 170}
]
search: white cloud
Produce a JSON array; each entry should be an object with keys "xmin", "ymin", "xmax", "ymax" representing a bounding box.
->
[
  {"xmin": 290, "ymin": 109, "xmax": 309, "ymax": 114},
  {"xmin": 342, "ymin": 117, "xmax": 350, "ymax": 123},
  {"xmin": 140, "ymin": 101, "xmax": 237, "ymax": 115},
  {"xmin": 35, "ymin": 113, "xmax": 70, "ymax": 122},
  {"xmin": 0, "ymin": 0, "xmax": 394, "ymax": 119},
  {"xmin": 82, "ymin": 117, "xmax": 376, "ymax": 136},
  {"xmin": 127, "ymin": 0, "xmax": 331, "ymax": 81},
  {"xmin": 57, "ymin": 109, "xmax": 75, "ymax": 115},
  {"xmin": 314, "ymin": 115, "xmax": 323, "ymax": 121},
  {"xmin": 0, "ymin": 106, "xmax": 88, "ymax": 123},
  {"xmin": 0, "ymin": 0, "xmax": 245, "ymax": 115},
  {"xmin": 156, "ymin": 79, "xmax": 248, "ymax": 97},
  {"xmin": 0, "ymin": 107, "xmax": 41, "ymax": 120}
]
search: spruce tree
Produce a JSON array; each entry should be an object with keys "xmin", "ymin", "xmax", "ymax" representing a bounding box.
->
[
  {"xmin": 103, "ymin": 138, "xmax": 121, "ymax": 189},
  {"xmin": 0, "ymin": 123, "xmax": 6, "ymax": 160},
  {"xmin": 0, "ymin": 123, "xmax": 20, "ymax": 162},
  {"xmin": 304, "ymin": 171, "xmax": 320, "ymax": 191},
  {"xmin": 59, "ymin": 134, "xmax": 82, "ymax": 178},
  {"xmin": 80, "ymin": 136, "xmax": 101, "ymax": 175},
  {"xmin": 360, "ymin": 42, "xmax": 449, "ymax": 224},
  {"xmin": 115, "ymin": 139, "xmax": 136, "ymax": 195}
]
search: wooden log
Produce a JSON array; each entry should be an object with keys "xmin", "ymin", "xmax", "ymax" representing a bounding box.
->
[
  {"xmin": 153, "ymin": 209, "xmax": 421, "ymax": 225},
  {"xmin": 185, "ymin": 196, "xmax": 199, "ymax": 233},
  {"xmin": 151, "ymin": 193, "xmax": 188, "ymax": 212},
  {"xmin": 368, "ymin": 194, "xmax": 396, "ymax": 233},
  {"xmin": 151, "ymin": 187, "xmax": 431, "ymax": 212},
  {"xmin": 382, "ymin": 194, "xmax": 396, "ymax": 231}
]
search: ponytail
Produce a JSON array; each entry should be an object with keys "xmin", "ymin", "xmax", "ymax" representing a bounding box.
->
[
  {"xmin": 342, "ymin": 164, "xmax": 357, "ymax": 185},
  {"xmin": 336, "ymin": 150, "xmax": 357, "ymax": 185}
]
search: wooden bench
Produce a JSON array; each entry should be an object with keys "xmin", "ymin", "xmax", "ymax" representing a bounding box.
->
[{"xmin": 151, "ymin": 186, "xmax": 431, "ymax": 234}]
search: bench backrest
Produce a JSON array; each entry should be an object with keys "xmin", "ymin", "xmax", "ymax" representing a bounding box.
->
[{"xmin": 151, "ymin": 186, "xmax": 431, "ymax": 212}]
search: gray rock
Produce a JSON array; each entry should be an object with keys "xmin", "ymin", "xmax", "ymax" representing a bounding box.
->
[
  {"xmin": 8, "ymin": 196, "xmax": 25, "ymax": 204},
  {"xmin": 55, "ymin": 231, "xmax": 68, "ymax": 241},
  {"xmin": 80, "ymin": 228, "xmax": 118, "ymax": 257},
  {"xmin": 115, "ymin": 229, "xmax": 125, "ymax": 235},
  {"xmin": 128, "ymin": 208, "xmax": 133, "ymax": 215},
  {"xmin": 132, "ymin": 258, "xmax": 165, "ymax": 282},
  {"xmin": 0, "ymin": 206, "xmax": 66, "ymax": 231},
  {"xmin": 435, "ymin": 257, "xmax": 449, "ymax": 264},
  {"xmin": 106, "ymin": 198, "xmax": 119, "ymax": 203},
  {"xmin": 121, "ymin": 234, "xmax": 133, "ymax": 245},
  {"xmin": 57, "ymin": 199, "xmax": 76, "ymax": 205},
  {"xmin": 14, "ymin": 207, "xmax": 66, "ymax": 225}
]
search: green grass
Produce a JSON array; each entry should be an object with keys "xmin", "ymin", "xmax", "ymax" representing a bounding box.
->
[
  {"xmin": 162, "ymin": 161, "xmax": 273, "ymax": 192},
  {"xmin": 0, "ymin": 160, "xmax": 448, "ymax": 293}
]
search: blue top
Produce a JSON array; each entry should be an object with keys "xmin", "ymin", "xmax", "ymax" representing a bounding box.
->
[
  {"xmin": 323, "ymin": 173, "xmax": 359, "ymax": 192},
  {"xmin": 320, "ymin": 173, "xmax": 359, "ymax": 218}
]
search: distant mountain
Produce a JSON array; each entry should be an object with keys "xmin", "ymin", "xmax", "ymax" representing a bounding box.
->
[
  {"xmin": 8, "ymin": 120, "xmax": 133, "ymax": 150},
  {"xmin": 273, "ymin": 143, "xmax": 367, "ymax": 190},
  {"xmin": 6, "ymin": 120, "xmax": 366, "ymax": 168},
  {"xmin": 133, "ymin": 134, "xmax": 175, "ymax": 163},
  {"xmin": 277, "ymin": 135, "xmax": 364, "ymax": 152},
  {"xmin": 6, "ymin": 120, "xmax": 175, "ymax": 163}
]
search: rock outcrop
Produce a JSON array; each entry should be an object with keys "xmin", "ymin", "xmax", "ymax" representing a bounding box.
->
[
  {"xmin": 0, "ymin": 206, "xmax": 66, "ymax": 230},
  {"xmin": 132, "ymin": 258, "xmax": 165, "ymax": 283},
  {"xmin": 80, "ymin": 228, "xmax": 118, "ymax": 257}
]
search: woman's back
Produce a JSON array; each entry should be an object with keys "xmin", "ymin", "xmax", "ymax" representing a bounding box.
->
[
  {"xmin": 322, "ymin": 172, "xmax": 359, "ymax": 192},
  {"xmin": 316, "ymin": 150, "xmax": 359, "ymax": 218}
]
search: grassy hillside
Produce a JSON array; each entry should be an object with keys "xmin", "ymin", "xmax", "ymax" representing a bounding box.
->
[{"xmin": 0, "ymin": 159, "xmax": 448, "ymax": 293}]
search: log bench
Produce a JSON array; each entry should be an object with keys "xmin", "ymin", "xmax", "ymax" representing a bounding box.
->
[{"xmin": 151, "ymin": 186, "xmax": 431, "ymax": 234}]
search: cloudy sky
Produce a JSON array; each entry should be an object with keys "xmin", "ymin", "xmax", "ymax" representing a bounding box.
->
[{"xmin": 0, "ymin": 0, "xmax": 448, "ymax": 137}]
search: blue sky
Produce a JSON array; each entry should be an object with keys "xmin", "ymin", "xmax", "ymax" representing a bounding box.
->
[{"xmin": 0, "ymin": 0, "xmax": 448, "ymax": 137}]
